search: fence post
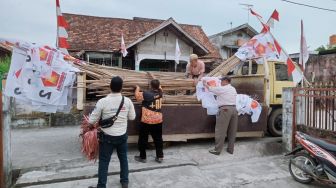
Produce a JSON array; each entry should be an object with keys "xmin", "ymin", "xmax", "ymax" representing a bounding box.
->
[
  {"xmin": 282, "ymin": 87, "xmax": 294, "ymax": 151},
  {"xmin": 1, "ymin": 76, "xmax": 11, "ymax": 188},
  {"xmin": 77, "ymin": 72, "xmax": 86, "ymax": 111},
  {"xmin": 0, "ymin": 73, "xmax": 4, "ymax": 188}
]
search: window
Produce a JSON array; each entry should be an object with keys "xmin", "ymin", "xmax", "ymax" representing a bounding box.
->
[
  {"xmin": 241, "ymin": 61, "xmax": 258, "ymax": 75},
  {"xmin": 251, "ymin": 62, "xmax": 258, "ymax": 74},
  {"xmin": 241, "ymin": 62, "xmax": 249, "ymax": 75},
  {"xmin": 275, "ymin": 64, "xmax": 290, "ymax": 81}
]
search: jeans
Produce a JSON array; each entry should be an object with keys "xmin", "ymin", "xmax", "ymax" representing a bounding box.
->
[
  {"xmin": 138, "ymin": 122, "xmax": 164, "ymax": 159},
  {"xmin": 97, "ymin": 132, "xmax": 128, "ymax": 188}
]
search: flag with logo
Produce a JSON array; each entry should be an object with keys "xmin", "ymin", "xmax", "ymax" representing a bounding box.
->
[
  {"xmin": 235, "ymin": 31, "xmax": 280, "ymax": 62},
  {"xmin": 1, "ymin": 38, "xmax": 79, "ymax": 113}
]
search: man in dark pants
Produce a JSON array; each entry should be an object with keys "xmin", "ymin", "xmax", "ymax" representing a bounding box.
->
[
  {"xmin": 88, "ymin": 76, "xmax": 136, "ymax": 188},
  {"xmin": 134, "ymin": 79, "xmax": 164, "ymax": 163},
  {"xmin": 204, "ymin": 76, "xmax": 238, "ymax": 155}
]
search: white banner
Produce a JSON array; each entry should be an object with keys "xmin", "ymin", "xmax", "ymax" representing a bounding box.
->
[{"xmin": 1, "ymin": 39, "xmax": 79, "ymax": 113}]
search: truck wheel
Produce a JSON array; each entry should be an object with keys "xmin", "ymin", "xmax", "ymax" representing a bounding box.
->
[{"xmin": 268, "ymin": 108, "xmax": 282, "ymax": 137}]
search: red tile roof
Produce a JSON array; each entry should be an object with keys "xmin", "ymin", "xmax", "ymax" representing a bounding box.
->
[{"xmin": 64, "ymin": 14, "xmax": 221, "ymax": 59}]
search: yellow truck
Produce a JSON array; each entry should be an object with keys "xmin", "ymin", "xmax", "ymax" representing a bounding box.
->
[
  {"xmin": 83, "ymin": 57, "xmax": 295, "ymax": 142},
  {"xmin": 228, "ymin": 59, "xmax": 295, "ymax": 136}
]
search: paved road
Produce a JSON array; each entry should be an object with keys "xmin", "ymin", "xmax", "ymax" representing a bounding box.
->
[{"xmin": 11, "ymin": 127, "xmax": 333, "ymax": 188}]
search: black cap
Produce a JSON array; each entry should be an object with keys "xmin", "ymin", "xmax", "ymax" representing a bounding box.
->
[{"xmin": 219, "ymin": 76, "xmax": 231, "ymax": 83}]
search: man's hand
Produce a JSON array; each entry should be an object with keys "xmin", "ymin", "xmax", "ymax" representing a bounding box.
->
[
  {"xmin": 193, "ymin": 78, "xmax": 198, "ymax": 86},
  {"xmin": 203, "ymin": 80, "xmax": 209, "ymax": 89},
  {"xmin": 134, "ymin": 85, "xmax": 140, "ymax": 92}
]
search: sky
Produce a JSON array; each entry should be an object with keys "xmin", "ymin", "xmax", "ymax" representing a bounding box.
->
[{"xmin": 0, "ymin": 0, "xmax": 335, "ymax": 53}]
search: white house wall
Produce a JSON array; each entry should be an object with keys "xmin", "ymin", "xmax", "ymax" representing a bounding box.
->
[
  {"xmin": 135, "ymin": 29, "xmax": 193, "ymax": 70},
  {"xmin": 210, "ymin": 30, "xmax": 252, "ymax": 59}
]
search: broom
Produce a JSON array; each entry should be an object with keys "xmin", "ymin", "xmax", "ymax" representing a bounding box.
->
[{"xmin": 80, "ymin": 115, "xmax": 99, "ymax": 161}]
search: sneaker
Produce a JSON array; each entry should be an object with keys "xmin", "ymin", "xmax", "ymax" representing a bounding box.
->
[
  {"xmin": 155, "ymin": 157, "xmax": 163, "ymax": 163},
  {"xmin": 134, "ymin": 156, "xmax": 147, "ymax": 163},
  {"xmin": 121, "ymin": 183, "xmax": 128, "ymax": 188},
  {"xmin": 209, "ymin": 149, "xmax": 220, "ymax": 155}
]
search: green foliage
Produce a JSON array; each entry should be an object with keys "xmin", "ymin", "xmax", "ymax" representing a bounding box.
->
[
  {"xmin": 0, "ymin": 56, "xmax": 11, "ymax": 76},
  {"xmin": 315, "ymin": 45, "xmax": 326, "ymax": 52}
]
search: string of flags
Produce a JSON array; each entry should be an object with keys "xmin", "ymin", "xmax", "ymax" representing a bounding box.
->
[{"xmin": 235, "ymin": 8, "xmax": 304, "ymax": 84}]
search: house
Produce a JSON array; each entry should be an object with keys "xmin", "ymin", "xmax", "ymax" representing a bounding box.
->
[
  {"xmin": 64, "ymin": 14, "xmax": 221, "ymax": 72},
  {"xmin": 290, "ymin": 50, "xmax": 336, "ymax": 82},
  {"xmin": 209, "ymin": 23, "xmax": 258, "ymax": 60}
]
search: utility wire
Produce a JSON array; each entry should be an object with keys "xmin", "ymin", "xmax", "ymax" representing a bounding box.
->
[{"xmin": 282, "ymin": 0, "xmax": 336, "ymax": 12}]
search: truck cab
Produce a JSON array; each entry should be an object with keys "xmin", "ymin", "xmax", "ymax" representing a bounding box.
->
[{"xmin": 229, "ymin": 60, "xmax": 295, "ymax": 136}]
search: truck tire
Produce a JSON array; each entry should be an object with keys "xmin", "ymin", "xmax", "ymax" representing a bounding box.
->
[{"xmin": 268, "ymin": 108, "xmax": 282, "ymax": 137}]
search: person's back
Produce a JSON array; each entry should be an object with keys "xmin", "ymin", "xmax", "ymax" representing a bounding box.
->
[
  {"xmin": 89, "ymin": 93, "xmax": 135, "ymax": 136},
  {"xmin": 88, "ymin": 76, "xmax": 135, "ymax": 188},
  {"xmin": 134, "ymin": 79, "xmax": 164, "ymax": 163}
]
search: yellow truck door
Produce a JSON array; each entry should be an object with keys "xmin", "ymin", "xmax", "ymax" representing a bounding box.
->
[{"xmin": 270, "ymin": 61, "xmax": 295, "ymax": 105}]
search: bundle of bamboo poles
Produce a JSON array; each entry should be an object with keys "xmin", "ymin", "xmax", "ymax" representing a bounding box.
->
[
  {"xmin": 207, "ymin": 55, "xmax": 241, "ymax": 77},
  {"xmin": 76, "ymin": 63, "xmax": 200, "ymax": 104}
]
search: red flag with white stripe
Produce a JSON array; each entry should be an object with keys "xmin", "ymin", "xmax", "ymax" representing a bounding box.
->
[
  {"xmin": 56, "ymin": 0, "xmax": 69, "ymax": 54},
  {"xmin": 250, "ymin": 9, "xmax": 262, "ymax": 18},
  {"xmin": 261, "ymin": 9, "xmax": 279, "ymax": 32},
  {"xmin": 121, "ymin": 34, "xmax": 128, "ymax": 57},
  {"xmin": 287, "ymin": 58, "xmax": 303, "ymax": 83}
]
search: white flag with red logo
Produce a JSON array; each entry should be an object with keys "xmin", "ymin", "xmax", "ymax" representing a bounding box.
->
[
  {"xmin": 175, "ymin": 39, "xmax": 181, "ymax": 64},
  {"xmin": 121, "ymin": 34, "xmax": 128, "ymax": 57},
  {"xmin": 299, "ymin": 20, "xmax": 309, "ymax": 70},
  {"xmin": 235, "ymin": 31, "xmax": 280, "ymax": 62},
  {"xmin": 56, "ymin": 0, "xmax": 69, "ymax": 54}
]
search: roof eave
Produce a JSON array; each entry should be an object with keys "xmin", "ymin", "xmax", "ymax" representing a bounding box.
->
[{"xmin": 127, "ymin": 18, "xmax": 209, "ymax": 55}]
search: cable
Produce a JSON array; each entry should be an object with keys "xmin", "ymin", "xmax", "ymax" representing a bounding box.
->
[{"xmin": 282, "ymin": 0, "xmax": 336, "ymax": 12}]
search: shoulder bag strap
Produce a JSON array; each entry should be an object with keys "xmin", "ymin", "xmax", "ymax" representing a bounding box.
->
[{"xmin": 115, "ymin": 96, "xmax": 125, "ymax": 118}]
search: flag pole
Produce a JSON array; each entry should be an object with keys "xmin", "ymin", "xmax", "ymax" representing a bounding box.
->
[
  {"xmin": 300, "ymin": 20, "xmax": 305, "ymax": 87},
  {"xmin": 56, "ymin": 0, "xmax": 59, "ymax": 48}
]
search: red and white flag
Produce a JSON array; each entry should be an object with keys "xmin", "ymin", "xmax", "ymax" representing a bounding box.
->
[
  {"xmin": 250, "ymin": 9, "xmax": 262, "ymax": 18},
  {"xmin": 175, "ymin": 39, "xmax": 181, "ymax": 64},
  {"xmin": 266, "ymin": 9, "xmax": 279, "ymax": 28},
  {"xmin": 287, "ymin": 58, "xmax": 303, "ymax": 83},
  {"xmin": 121, "ymin": 34, "xmax": 128, "ymax": 57},
  {"xmin": 299, "ymin": 20, "xmax": 309, "ymax": 70},
  {"xmin": 56, "ymin": 0, "xmax": 69, "ymax": 54},
  {"xmin": 250, "ymin": 9, "xmax": 270, "ymax": 33},
  {"xmin": 261, "ymin": 9, "xmax": 279, "ymax": 32}
]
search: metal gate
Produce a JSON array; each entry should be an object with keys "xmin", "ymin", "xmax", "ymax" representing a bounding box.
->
[{"xmin": 292, "ymin": 84, "xmax": 336, "ymax": 147}]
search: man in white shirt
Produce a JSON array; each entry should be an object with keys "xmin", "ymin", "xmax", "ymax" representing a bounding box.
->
[
  {"xmin": 88, "ymin": 76, "xmax": 136, "ymax": 188},
  {"xmin": 204, "ymin": 76, "xmax": 238, "ymax": 155}
]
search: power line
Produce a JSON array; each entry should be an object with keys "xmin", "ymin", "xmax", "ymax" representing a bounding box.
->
[{"xmin": 282, "ymin": 0, "xmax": 336, "ymax": 12}]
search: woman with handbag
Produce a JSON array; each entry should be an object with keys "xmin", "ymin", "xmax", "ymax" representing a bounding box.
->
[
  {"xmin": 88, "ymin": 76, "xmax": 136, "ymax": 188},
  {"xmin": 134, "ymin": 79, "xmax": 164, "ymax": 163}
]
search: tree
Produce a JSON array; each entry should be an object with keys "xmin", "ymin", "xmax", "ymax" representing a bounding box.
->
[
  {"xmin": 315, "ymin": 45, "xmax": 326, "ymax": 52},
  {"xmin": 0, "ymin": 56, "xmax": 11, "ymax": 76}
]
